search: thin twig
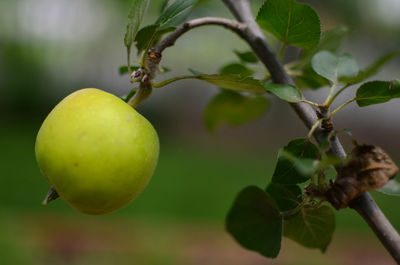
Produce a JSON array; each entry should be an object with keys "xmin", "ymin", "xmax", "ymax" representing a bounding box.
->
[
  {"xmin": 153, "ymin": 17, "xmax": 247, "ymax": 55},
  {"xmin": 279, "ymin": 42, "xmax": 288, "ymax": 61},
  {"xmin": 138, "ymin": 17, "xmax": 247, "ymax": 82}
]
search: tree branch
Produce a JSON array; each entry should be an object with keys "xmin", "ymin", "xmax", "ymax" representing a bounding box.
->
[
  {"xmin": 222, "ymin": 0, "xmax": 400, "ymax": 262},
  {"xmin": 153, "ymin": 17, "xmax": 247, "ymax": 54},
  {"xmin": 142, "ymin": 17, "xmax": 246, "ymax": 82},
  {"xmin": 350, "ymin": 193, "xmax": 400, "ymax": 262}
]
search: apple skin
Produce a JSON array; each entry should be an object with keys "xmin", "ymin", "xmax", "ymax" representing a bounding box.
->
[{"xmin": 35, "ymin": 88, "xmax": 159, "ymax": 215}]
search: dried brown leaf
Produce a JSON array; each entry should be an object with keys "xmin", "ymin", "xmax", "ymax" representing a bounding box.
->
[{"xmin": 326, "ymin": 145, "xmax": 398, "ymax": 209}]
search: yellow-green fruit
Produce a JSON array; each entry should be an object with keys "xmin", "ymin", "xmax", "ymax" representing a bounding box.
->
[{"xmin": 35, "ymin": 88, "xmax": 159, "ymax": 215}]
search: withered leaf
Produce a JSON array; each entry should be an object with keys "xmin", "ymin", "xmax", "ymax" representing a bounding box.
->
[{"xmin": 326, "ymin": 145, "xmax": 398, "ymax": 209}]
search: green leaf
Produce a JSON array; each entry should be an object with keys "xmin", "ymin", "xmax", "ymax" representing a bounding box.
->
[
  {"xmin": 283, "ymin": 205, "xmax": 335, "ymax": 252},
  {"xmin": 356, "ymin": 80, "xmax": 400, "ymax": 107},
  {"xmin": 342, "ymin": 50, "xmax": 400, "ymax": 85},
  {"xmin": 318, "ymin": 154, "xmax": 345, "ymax": 169},
  {"xmin": 193, "ymin": 75, "xmax": 266, "ymax": 93},
  {"xmin": 135, "ymin": 24, "xmax": 175, "ymax": 56},
  {"xmin": 204, "ymin": 90, "xmax": 268, "ymax": 131},
  {"xmin": 134, "ymin": 24, "xmax": 159, "ymax": 55},
  {"xmin": 318, "ymin": 129, "xmax": 353, "ymax": 151},
  {"xmin": 378, "ymin": 175, "xmax": 400, "ymax": 196},
  {"xmin": 272, "ymin": 138, "xmax": 319, "ymax": 184},
  {"xmin": 234, "ymin": 50, "xmax": 259, "ymax": 63},
  {"xmin": 226, "ymin": 186, "xmax": 283, "ymax": 258},
  {"xmin": 160, "ymin": 0, "xmax": 170, "ymax": 14},
  {"xmin": 301, "ymin": 26, "xmax": 351, "ymax": 60},
  {"xmin": 295, "ymin": 64, "xmax": 330, "ymax": 89},
  {"xmin": 119, "ymin": 65, "xmax": 140, "ymax": 75},
  {"xmin": 256, "ymin": 0, "xmax": 321, "ymax": 49},
  {"xmin": 124, "ymin": 0, "xmax": 150, "ymax": 51},
  {"xmin": 280, "ymin": 151, "xmax": 319, "ymax": 176},
  {"xmin": 266, "ymin": 183, "xmax": 302, "ymax": 212},
  {"xmin": 219, "ymin": 63, "xmax": 254, "ymax": 77},
  {"xmin": 155, "ymin": 74, "xmax": 266, "ymax": 94},
  {"xmin": 135, "ymin": 0, "xmax": 199, "ymax": 56},
  {"xmin": 156, "ymin": 0, "xmax": 197, "ymax": 30},
  {"xmin": 296, "ymin": 26, "xmax": 351, "ymax": 89},
  {"xmin": 318, "ymin": 26, "xmax": 351, "ymax": 52},
  {"xmin": 263, "ymin": 83, "xmax": 302, "ymax": 103},
  {"xmin": 311, "ymin": 51, "xmax": 359, "ymax": 84}
]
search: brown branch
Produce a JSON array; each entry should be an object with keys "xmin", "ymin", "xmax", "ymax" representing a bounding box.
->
[
  {"xmin": 133, "ymin": 17, "xmax": 247, "ymax": 109},
  {"xmin": 140, "ymin": 17, "xmax": 246, "ymax": 86},
  {"xmin": 350, "ymin": 193, "xmax": 400, "ymax": 262},
  {"xmin": 222, "ymin": 0, "xmax": 400, "ymax": 263},
  {"xmin": 153, "ymin": 17, "xmax": 247, "ymax": 54}
]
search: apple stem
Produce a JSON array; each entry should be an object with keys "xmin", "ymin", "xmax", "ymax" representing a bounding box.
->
[
  {"xmin": 42, "ymin": 186, "xmax": 60, "ymax": 205},
  {"xmin": 128, "ymin": 82, "xmax": 152, "ymax": 109}
]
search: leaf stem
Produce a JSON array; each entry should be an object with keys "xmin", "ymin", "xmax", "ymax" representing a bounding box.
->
[
  {"xmin": 326, "ymin": 84, "xmax": 350, "ymax": 106},
  {"xmin": 127, "ymin": 47, "xmax": 133, "ymax": 76},
  {"xmin": 279, "ymin": 42, "xmax": 288, "ymax": 61},
  {"xmin": 284, "ymin": 60, "xmax": 304, "ymax": 69},
  {"xmin": 310, "ymin": 173, "xmax": 316, "ymax": 186},
  {"xmin": 300, "ymin": 99, "xmax": 320, "ymax": 107},
  {"xmin": 280, "ymin": 197, "xmax": 311, "ymax": 217},
  {"xmin": 307, "ymin": 118, "xmax": 323, "ymax": 139},
  {"xmin": 323, "ymin": 82, "xmax": 337, "ymax": 106},
  {"xmin": 313, "ymin": 200, "xmax": 326, "ymax": 208},
  {"xmin": 318, "ymin": 172, "xmax": 327, "ymax": 192},
  {"xmin": 286, "ymin": 69, "xmax": 303, "ymax": 77},
  {"xmin": 329, "ymin": 98, "xmax": 356, "ymax": 118},
  {"xmin": 152, "ymin": 76, "xmax": 194, "ymax": 88}
]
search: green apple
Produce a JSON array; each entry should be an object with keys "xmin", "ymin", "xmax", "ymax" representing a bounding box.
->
[{"xmin": 35, "ymin": 88, "xmax": 159, "ymax": 215}]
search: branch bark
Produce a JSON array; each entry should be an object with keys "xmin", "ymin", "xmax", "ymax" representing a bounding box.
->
[
  {"xmin": 153, "ymin": 17, "xmax": 246, "ymax": 54},
  {"xmin": 222, "ymin": 0, "xmax": 400, "ymax": 262}
]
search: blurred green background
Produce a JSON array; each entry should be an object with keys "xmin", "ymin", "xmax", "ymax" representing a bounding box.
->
[{"xmin": 1, "ymin": 0, "xmax": 400, "ymax": 264}]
